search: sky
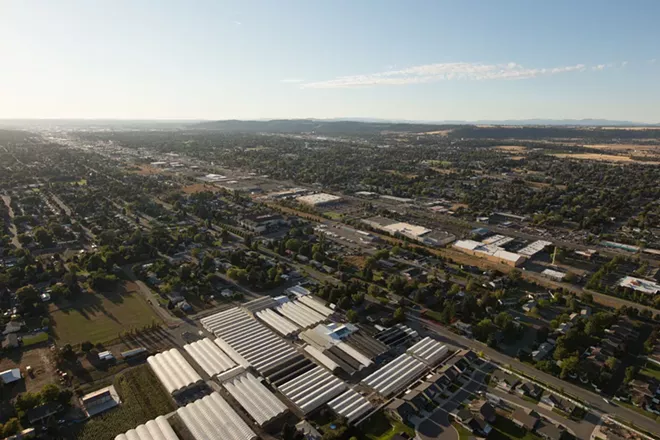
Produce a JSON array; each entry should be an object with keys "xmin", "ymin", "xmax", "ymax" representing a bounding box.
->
[{"xmin": 1, "ymin": 0, "xmax": 659, "ymax": 122}]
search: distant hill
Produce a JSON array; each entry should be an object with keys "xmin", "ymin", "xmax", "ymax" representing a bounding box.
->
[{"xmin": 192, "ymin": 119, "xmax": 462, "ymax": 134}]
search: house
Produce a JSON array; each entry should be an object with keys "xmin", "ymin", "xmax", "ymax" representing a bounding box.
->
[
  {"xmin": 176, "ymin": 301, "xmax": 192, "ymax": 312},
  {"xmin": 512, "ymin": 408, "xmax": 539, "ymax": 431},
  {"xmin": 492, "ymin": 370, "xmax": 520, "ymax": 392},
  {"xmin": 402, "ymin": 390, "xmax": 428, "ymax": 410},
  {"xmin": 601, "ymin": 338, "xmax": 625, "ymax": 354},
  {"xmin": 386, "ymin": 399, "xmax": 417, "ymax": 422},
  {"xmin": 473, "ymin": 400, "xmax": 497, "ymax": 423},
  {"xmin": 516, "ymin": 381, "xmax": 543, "ymax": 399},
  {"xmin": 537, "ymin": 423, "xmax": 564, "ymax": 440},
  {"xmin": 580, "ymin": 307, "xmax": 592, "ymax": 317},
  {"xmin": 239, "ymin": 214, "xmax": 284, "ymax": 232},
  {"xmin": 3, "ymin": 321, "xmax": 24, "ymax": 335},
  {"xmin": 428, "ymin": 373, "xmax": 451, "ymax": 393},
  {"xmin": 541, "ymin": 394, "xmax": 576, "ymax": 414},
  {"xmin": 532, "ymin": 342, "xmax": 554, "ymax": 362},
  {"xmin": 415, "ymin": 381, "xmax": 438, "ymax": 400},
  {"xmin": 557, "ymin": 322, "xmax": 572, "ymax": 335},
  {"xmin": 455, "ymin": 409, "xmax": 492, "ymax": 437},
  {"xmin": 0, "ymin": 368, "xmax": 22, "ymax": 385},
  {"xmin": 81, "ymin": 385, "xmax": 121, "ymax": 417},
  {"xmin": 453, "ymin": 321, "xmax": 473, "ymax": 337},
  {"xmin": 522, "ymin": 301, "xmax": 537, "ymax": 313}
]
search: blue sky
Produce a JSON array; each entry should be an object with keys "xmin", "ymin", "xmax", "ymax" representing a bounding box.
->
[{"xmin": 1, "ymin": 0, "xmax": 659, "ymax": 122}]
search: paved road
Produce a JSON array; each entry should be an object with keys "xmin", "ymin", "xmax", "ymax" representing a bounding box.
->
[
  {"xmin": 410, "ymin": 315, "xmax": 660, "ymax": 437},
  {"xmin": 1, "ymin": 194, "xmax": 21, "ymax": 249}
]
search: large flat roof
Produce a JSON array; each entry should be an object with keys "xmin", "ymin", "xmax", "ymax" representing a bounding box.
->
[
  {"xmin": 618, "ymin": 276, "xmax": 660, "ymax": 295},
  {"xmin": 383, "ymin": 222, "xmax": 431, "ymax": 237},
  {"xmin": 297, "ymin": 193, "xmax": 342, "ymax": 205}
]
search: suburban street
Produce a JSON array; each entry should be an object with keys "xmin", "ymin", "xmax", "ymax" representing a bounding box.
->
[{"xmin": 411, "ymin": 314, "xmax": 659, "ymax": 436}]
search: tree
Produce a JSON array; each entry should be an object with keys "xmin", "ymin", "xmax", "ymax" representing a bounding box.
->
[
  {"xmin": 16, "ymin": 284, "xmax": 39, "ymax": 308},
  {"xmin": 605, "ymin": 357, "xmax": 618, "ymax": 371},
  {"xmin": 494, "ymin": 312, "xmax": 513, "ymax": 329},
  {"xmin": 282, "ymin": 423, "xmax": 304, "ymax": 440},
  {"xmin": 473, "ymin": 318, "xmax": 497, "ymax": 342},
  {"xmin": 40, "ymin": 384, "xmax": 61, "ymax": 403},
  {"xmin": 560, "ymin": 356, "xmax": 579, "ymax": 379},
  {"xmin": 346, "ymin": 309, "xmax": 358, "ymax": 323},
  {"xmin": 393, "ymin": 307, "xmax": 405, "ymax": 322},
  {"xmin": 285, "ymin": 238, "xmax": 301, "ymax": 252},
  {"xmin": 33, "ymin": 227, "xmax": 54, "ymax": 247},
  {"xmin": 1, "ymin": 418, "xmax": 20, "ymax": 437},
  {"xmin": 580, "ymin": 292, "xmax": 594, "ymax": 304},
  {"xmin": 625, "ymin": 366, "xmax": 637, "ymax": 383}
]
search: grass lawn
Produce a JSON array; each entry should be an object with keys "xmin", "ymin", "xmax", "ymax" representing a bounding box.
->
[
  {"xmin": 50, "ymin": 282, "xmax": 161, "ymax": 345},
  {"xmin": 23, "ymin": 332, "xmax": 49, "ymax": 346},
  {"xmin": 453, "ymin": 422, "xmax": 472, "ymax": 440},
  {"xmin": 489, "ymin": 415, "xmax": 542, "ymax": 440},
  {"xmin": 641, "ymin": 362, "xmax": 660, "ymax": 381},
  {"xmin": 73, "ymin": 365, "xmax": 175, "ymax": 440},
  {"xmin": 324, "ymin": 211, "xmax": 343, "ymax": 220},
  {"xmin": 361, "ymin": 410, "xmax": 415, "ymax": 440}
]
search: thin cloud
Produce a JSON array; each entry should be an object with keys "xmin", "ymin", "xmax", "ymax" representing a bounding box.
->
[
  {"xmin": 280, "ymin": 79, "xmax": 305, "ymax": 83},
  {"xmin": 233, "ymin": 20, "xmax": 242, "ymax": 26},
  {"xmin": 621, "ymin": 61, "xmax": 628, "ymax": 67},
  {"xmin": 301, "ymin": 61, "xmax": 588, "ymax": 89},
  {"xmin": 592, "ymin": 64, "xmax": 606, "ymax": 71},
  {"xmin": 649, "ymin": 59, "xmax": 657, "ymax": 64}
]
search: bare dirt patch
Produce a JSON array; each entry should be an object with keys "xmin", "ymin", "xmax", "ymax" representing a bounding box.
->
[
  {"xmin": 0, "ymin": 347, "xmax": 58, "ymax": 393},
  {"xmin": 345, "ymin": 255, "xmax": 368, "ymax": 270},
  {"xmin": 421, "ymin": 130, "xmax": 452, "ymax": 136},
  {"xmin": 493, "ymin": 145, "xmax": 528, "ymax": 153},
  {"xmin": 450, "ymin": 203, "xmax": 469, "ymax": 211},
  {"xmin": 551, "ymin": 153, "xmax": 660, "ymax": 165},
  {"xmin": 182, "ymin": 183, "xmax": 222, "ymax": 194}
]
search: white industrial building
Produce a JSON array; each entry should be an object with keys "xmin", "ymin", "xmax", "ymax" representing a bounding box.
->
[
  {"xmin": 541, "ymin": 268, "xmax": 566, "ymax": 282},
  {"xmin": 222, "ymin": 373, "xmax": 288, "ymax": 426},
  {"xmin": 298, "ymin": 295, "xmax": 334, "ymax": 316},
  {"xmin": 303, "ymin": 345, "xmax": 340, "ymax": 373},
  {"xmin": 183, "ymin": 338, "xmax": 238, "ymax": 377},
  {"xmin": 327, "ymin": 389, "xmax": 373, "ymax": 423},
  {"xmin": 518, "ymin": 240, "xmax": 552, "ymax": 257},
  {"xmin": 275, "ymin": 301, "xmax": 327, "ymax": 328},
  {"xmin": 407, "ymin": 337, "xmax": 449, "ymax": 366},
  {"xmin": 200, "ymin": 307, "xmax": 299, "ymax": 374},
  {"xmin": 361, "ymin": 354, "xmax": 426, "ymax": 397},
  {"xmin": 278, "ymin": 366, "xmax": 347, "ymax": 414},
  {"xmin": 453, "ymin": 239, "xmax": 525, "ymax": 267},
  {"xmin": 618, "ymin": 276, "xmax": 660, "ymax": 295},
  {"xmin": 296, "ymin": 193, "xmax": 342, "ymax": 207},
  {"xmin": 383, "ymin": 222, "xmax": 431, "ymax": 239},
  {"xmin": 256, "ymin": 308, "xmax": 300, "ymax": 336},
  {"xmin": 114, "ymin": 416, "xmax": 178, "ymax": 440},
  {"xmin": 146, "ymin": 348, "xmax": 203, "ymax": 395},
  {"xmin": 177, "ymin": 392, "xmax": 257, "ymax": 440}
]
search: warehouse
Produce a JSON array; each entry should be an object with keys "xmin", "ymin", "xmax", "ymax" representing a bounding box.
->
[
  {"xmin": 383, "ymin": 222, "xmax": 431, "ymax": 239},
  {"xmin": 264, "ymin": 354, "xmax": 316, "ymax": 387},
  {"xmin": 298, "ymin": 295, "xmax": 334, "ymax": 316},
  {"xmin": 328, "ymin": 389, "xmax": 373, "ymax": 423},
  {"xmin": 296, "ymin": 193, "xmax": 342, "ymax": 207},
  {"xmin": 146, "ymin": 349, "xmax": 203, "ymax": 395},
  {"xmin": 361, "ymin": 354, "xmax": 426, "ymax": 397},
  {"xmin": 278, "ymin": 366, "xmax": 347, "ymax": 414},
  {"xmin": 183, "ymin": 338, "xmax": 238, "ymax": 377},
  {"xmin": 275, "ymin": 301, "xmax": 327, "ymax": 328},
  {"xmin": 222, "ymin": 373, "xmax": 288, "ymax": 426},
  {"xmin": 256, "ymin": 308, "xmax": 300, "ymax": 336},
  {"xmin": 114, "ymin": 416, "xmax": 178, "ymax": 440},
  {"xmin": 177, "ymin": 392, "xmax": 257, "ymax": 440},
  {"xmin": 518, "ymin": 240, "xmax": 552, "ymax": 257},
  {"xmin": 304, "ymin": 345, "xmax": 340, "ymax": 372},
  {"xmin": 375, "ymin": 324, "xmax": 419, "ymax": 347},
  {"xmin": 453, "ymin": 240, "xmax": 525, "ymax": 267},
  {"xmin": 407, "ymin": 337, "xmax": 449, "ymax": 366},
  {"xmin": 201, "ymin": 307, "xmax": 299, "ymax": 374}
]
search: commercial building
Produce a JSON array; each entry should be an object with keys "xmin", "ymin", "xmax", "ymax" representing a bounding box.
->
[
  {"xmin": 222, "ymin": 373, "xmax": 288, "ymax": 426},
  {"xmin": 81, "ymin": 385, "xmax": 121, "ymax": 417},
  {"xmin": 274, "ymin": 300, "xmax": 328, "ymax": 328},
  {"xmin": 542, "ymin": 268, "xmax": 566, "ymax": 282},
  {"xmin": 361, "ymin": 353, "xmax": 426, "ymax": 397},
  {"xmin": 453, "ymin": 240, "xmax": 525, "ymax": 267},
  {"xmin": 618, "ymin": 276, "xmax": 660, "ymax": 295},
  {"xmin": 114, "ymin": 416, "xmax": 178, "ymax": 440},
  {"xmin": 183, "ymin": 338, "xmax": 240, "ymax": 377},
  {"xmin": 518, "ymin": 240, "xmax": 552, "ymax": 257},
  {"xmin": 239, "ymin": 214, "xmax": 285, "ymax": 232},
  {"xmin": 407, "ymin": 337, "xmax": 449, "ymax": 366},
  {"xmin": 177, "ymin": 392, "xmax": 258, "ymax": 440},
  {"xmin": 0, "ymin": 368, "xmax": 22, "ymax": 385},
  {"xmin": 327, "ymin": 388, "xmax": 373, "ymax": 423},
  {"xmin": 278, "ymin": 365, "xmax": 346, "ymax": 414},
  {"xmin": 296, "ymin": 193, "xmax": 342, "ymax": 207},
  {"xmin": 256, "ymin": 308, "xmax": 300, "ymax": 336},
  {"xmin": 146, "ymin": 348, "xmax": 204, "ymax": 395},
  {"xmin": 201, "ymin": 307, "xmax": 299, "ymax": 375}
]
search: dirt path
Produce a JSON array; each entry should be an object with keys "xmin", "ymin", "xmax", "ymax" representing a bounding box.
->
[{"xmin": 1, "ymin": 194, "xmax": 21, "ymax": 249}]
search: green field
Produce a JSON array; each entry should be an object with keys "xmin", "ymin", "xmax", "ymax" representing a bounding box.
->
[
  {"xmin": 50, "ymin": 282, "xmax": 160, "ymax": 345},
  {"xmin": 641, "ymin": 362, "xmax": 660, "ymax": 381},
  {"xmin": 23, "ymin": 332, "xmax": 48, "ymax": 346},
  {"xmin": 324, "ymin": 211, "xmax": 343, "ymax": 220},
  {"xmin": 74, "ymin": 365, "xmax": 175, "ymax": 440},
  {"xmin": 361, "ymin": 410, "xmax": 416, "ymax": 440}
]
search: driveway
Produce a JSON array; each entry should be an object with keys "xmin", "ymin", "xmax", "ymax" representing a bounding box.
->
[{"xmin": 417, "ymin": 408, "xmax": 457, "ymax": 440}]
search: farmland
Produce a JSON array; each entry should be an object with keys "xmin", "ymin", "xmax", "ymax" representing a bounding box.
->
[
  {"xmin": 49, "ymin": 282, "xmax": 161, "ymax": 345},
  {"xmin": 74, "ymin": 365, "xmax": 175, "ymax": 440}
]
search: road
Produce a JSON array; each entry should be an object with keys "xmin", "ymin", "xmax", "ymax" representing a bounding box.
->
[
  {"xmin": 410, "ymin": 314, "xmax": 660, "ymax": 437},
  {"xmin": 1, "ymin": 194, "xmax": 21, "ymax": 250}
]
